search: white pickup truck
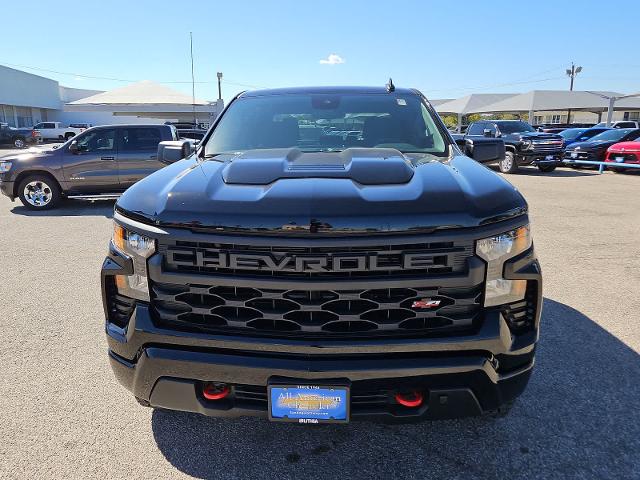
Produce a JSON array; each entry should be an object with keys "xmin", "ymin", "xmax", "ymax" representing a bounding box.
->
[{"xmin": 32, "ymin": 122, "xmax": 86, "ymax": 141}]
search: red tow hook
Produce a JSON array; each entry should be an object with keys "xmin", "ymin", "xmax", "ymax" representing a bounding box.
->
[
  {"xmin": 395, "ymin": 391, "xmax": 424, "ymax": 408},
  {"xmin": 202, "ymin": 382, "xmax": 230, "ymax": 400}
]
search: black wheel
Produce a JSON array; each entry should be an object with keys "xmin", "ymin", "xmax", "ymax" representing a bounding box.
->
[
  {"xmin": 17, "ymin": 174, "xmax": 61, "ymax": 210},
  {"xmin": 499, "ymin": 151, "xmax": 519, "ymax": 174},
  {"xmin": 538, "ymin": 165, "xmax": 556, "ymax": 173},
  {"xmin": 13, "ymin": 136, "xmax": 26, "ymax": 149},
  {"xmin": 64, "ymin": 132, "xmax": 75, "ymax": 140}
]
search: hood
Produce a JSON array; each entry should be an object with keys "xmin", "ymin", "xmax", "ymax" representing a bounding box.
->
[
  {"xmin": 503, "ymin": 132, "xmax": 562, "ymax": 141},
  {"xmin": 608, "ymin": 141, "xmax": 640, "ymax": 153},
  {"xmin": 0, "ymin": 147, "xmax": 56, "ymax": 163},
  {"xmin": 116, "ymin": 148, "xmax": 527, "ymax": 235},
  {"xmin": 567, "ymin": 140, "xmax": 616, "ymax": 151}
]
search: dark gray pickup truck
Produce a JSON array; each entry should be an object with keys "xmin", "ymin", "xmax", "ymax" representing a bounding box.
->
[{"xmin": 0, "ymin": 124, "xmax": 179, "ymax": 209}]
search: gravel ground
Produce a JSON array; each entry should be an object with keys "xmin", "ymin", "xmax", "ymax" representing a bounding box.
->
[{"xmin": 0, "ymin": 166, "xmax": 639, "ymax": 479}]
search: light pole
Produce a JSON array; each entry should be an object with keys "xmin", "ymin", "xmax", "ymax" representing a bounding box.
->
[
  {"xmin": 217, "ymin": 72, "xmax": 223, "ymax": 100},
  {"xmin": 565, "ymin": 63, "xmax": 582, "ymax": 124}
]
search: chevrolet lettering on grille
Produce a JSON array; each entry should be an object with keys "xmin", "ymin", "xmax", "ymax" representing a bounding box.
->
[{"xmin": 165, "ymin": 248, "xmax": 444, "ymax": 273}]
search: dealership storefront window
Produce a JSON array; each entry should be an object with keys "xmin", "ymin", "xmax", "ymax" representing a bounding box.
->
[
  {"xmin": 0, "ymin": 104, "xmax": 16, "ymax": 126},
  {"xmin": 15, "ymin": 106, "xmax": 33, "ymax": 127}
]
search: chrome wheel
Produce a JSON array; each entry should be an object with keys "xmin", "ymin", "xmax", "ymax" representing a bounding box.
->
[
  {"xmin": 14, "ymin": 138, "xmax": 25, "ymax": 148},
  {"xmin": 23, "ymin": 180, "xmax": 53, "ymax": 207},
  {"xmin": 501, "ymin": 156, "xmax": 513, "ymax": 171}
]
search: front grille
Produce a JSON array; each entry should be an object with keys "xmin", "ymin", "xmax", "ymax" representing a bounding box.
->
[
  {"xmin": 564, "ymin": 150, "xmax": 591, "ymax": 160},
  {"xmin": 609, "ymin": 153, "xmax": 639, "ymax": 163},
  {"xmin": 531, "ymin": 140, "xmax": 563, "ymax": 153},
  {"xmin": 158, "ymin": 240, "xmax": 473, "ymax": 279},
  {"xmin": 151, "ymin": 282, "xmax": 483, "ymax": 338}
]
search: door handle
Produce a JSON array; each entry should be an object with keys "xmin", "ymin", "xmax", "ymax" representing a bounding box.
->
[{"xmin": 101, "ymin": 156, "xmax": 115, "ymax": 161}]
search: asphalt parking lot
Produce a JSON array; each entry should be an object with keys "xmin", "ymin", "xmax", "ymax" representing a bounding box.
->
[{"xmin": 0, "ymin": 164, "xmax": 639, "ymax": 479}]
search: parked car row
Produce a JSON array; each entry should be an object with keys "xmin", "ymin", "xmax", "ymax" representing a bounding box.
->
[
  {"xmin": 454, "ymin": 119, "xmax": 640, "ymax": 174},
  {"xmin": 563, "ymin": 127, "xmax": 640, "ymax": 168}
]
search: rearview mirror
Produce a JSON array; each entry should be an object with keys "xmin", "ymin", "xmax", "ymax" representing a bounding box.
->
[
  {"xmin": 68, "ymin": 140, "xmax": 78, "ymax": 154},
  {"xmin": 483, "ymin": 129, "xmax": 494, "ymax": 138},
  {"xmin": 157, "ymin": 140, "xmax": 193, "ymax": 165},
  {"xmin": 464, "ymin": 138, "xmax": 505, "ymax": 164}
]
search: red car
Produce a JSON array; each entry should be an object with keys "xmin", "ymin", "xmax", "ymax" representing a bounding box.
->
[{"xmin": 605, "ymin": 141, "xmax": 640, "ymax": 172}]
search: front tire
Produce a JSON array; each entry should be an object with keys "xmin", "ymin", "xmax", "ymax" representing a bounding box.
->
[
  {"xmin": 13, "ymin": 137, "xmax": 26, "ymax": 149},
  {"xmin": 499, "ymin": 151, "xmax": 519, "ymax": 174},
  {"xmin": 17, "ymin": 174, "xmax": 61, "ymax": 210},
  {"xmin": 538, "ymin": 165, "xmax": 557, "ymax": 173}
]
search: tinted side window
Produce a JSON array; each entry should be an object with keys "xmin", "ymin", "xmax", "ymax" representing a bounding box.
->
[
  {"xmin": 467, "ymin": 123, "xmax": 485, "ymax": 135},
  {"xmin": 120, "ymin": 128, "xmax": 162, "ymax": 151},
  {"xmin": 76, "ymin": 128, "xmax": 116, "ymax": 153}
]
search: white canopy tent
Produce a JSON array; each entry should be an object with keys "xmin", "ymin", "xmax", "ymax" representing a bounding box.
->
[
  {"xmin": 65, "ymin": 80, "xmax": 222, "ymax": 124},
  {"xmin": 470, "ymin": 90, "xmax": 640, "ymax": 126},
  {"xmin": 434, "ymin": 94, "xmax": 517, "ymax": 132}
]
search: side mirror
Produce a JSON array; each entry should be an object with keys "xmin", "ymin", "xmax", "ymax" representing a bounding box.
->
[
  {"xmin": 464, "ymin": 138, "xmax": 505, "ymax": 164},
  {"xmin": 157, "ymin": 140, "xmax": 193, "ymax": 165},
  {"xmin": 68, "ymin": 140, "xmax": 79, "ymax": 153},
  {"xmin": 483, "ymin": 129, "xmax": 494, "ymax": 138}
]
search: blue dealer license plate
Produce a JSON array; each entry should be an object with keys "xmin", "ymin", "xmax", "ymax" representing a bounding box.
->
[{"xmin": 268, "ymin": 385, "xmax": 349, "ymax": 423}]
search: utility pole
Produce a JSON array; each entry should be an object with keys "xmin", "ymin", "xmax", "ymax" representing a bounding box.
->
[
  {"xmin": 190, "ymin": 32, "xmax": 197, "ymax": 127},
  {"xmin": 217, "ymin": 72, "xmax": 223, "ymax": 100},
  {"xmin": 565, "ymin": 62, "xmax": 582, "ymax": 125}
]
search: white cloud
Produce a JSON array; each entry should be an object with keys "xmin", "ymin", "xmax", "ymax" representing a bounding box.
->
[{"xmin": 319, "ymin": 54, "xmax": 345, "ymax": 65}]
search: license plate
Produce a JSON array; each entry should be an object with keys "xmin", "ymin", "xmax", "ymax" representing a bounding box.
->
[
  {"xmin": 615, "ymin": 157, "xmax": 625, "ymax": 163},
  {"xmin": 268, "ymin": 385, "xmax": 349, "ymax": 423},
  {"xmin": 545, "ymin": 155, "xmax": 555, "ymax": 161},
  {"xmin": 571, "ymin": 152, "xmax": 578, "ymax": 159}
]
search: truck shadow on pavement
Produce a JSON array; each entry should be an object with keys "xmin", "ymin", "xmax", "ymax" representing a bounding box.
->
[
  {"xmin": 491, "ymin": 166, "xmax": 596, "ymax": 178},
  {"xmin": 10, "ymin": 199, "xmax": 115, "ymax": 218},
  {"xmin": 151, "ymin": 298, "xmax": 640, "ymax": 479}
]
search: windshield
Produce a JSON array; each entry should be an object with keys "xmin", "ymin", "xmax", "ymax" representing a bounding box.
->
[
  {"xmin": 496, "ymin": 121, "xmax": 535, "ymax": 134},
  {"xmin": 204, "ymin": 93, "xmax": 447, "ymax": 157},
  {"xmin": 559, "ymin": 128, "xmax": 587, "ymax": 140},
  {"xmin": 589, "ymin": 128, "xmax": 634, "ymax": 142}
]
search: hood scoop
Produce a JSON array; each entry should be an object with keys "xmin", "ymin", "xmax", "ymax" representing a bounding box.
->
[{"xmin": 222, "ymin": 147, "xmax": 415, "ymax": 185}]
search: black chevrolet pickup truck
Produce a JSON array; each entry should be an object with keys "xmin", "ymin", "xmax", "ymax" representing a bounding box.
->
[
  {"xmin": 101, "ymin": 86, "xmax": 542, "ymax": 424},
  {"xmin": 453, "ymin": 120, "xmax": 565, "ymax": 173}
]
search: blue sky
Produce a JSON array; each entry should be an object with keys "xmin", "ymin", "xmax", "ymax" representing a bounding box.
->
[{"xmin": 3, "ymin": 0, "xmax": 639, "ymax": 103}]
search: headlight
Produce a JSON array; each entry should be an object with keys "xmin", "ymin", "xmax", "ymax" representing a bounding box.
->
[
  {"xmin": 521, "ymin": 140, "xmax": 533, "ymax": 150},
  {"xmin": 0, "ymin": 161, "xmax": 12, "ymax": 173},
  {"xmin": 476, "ymin": 225, "xmax": 531, "ymax": 307},
  {"xmin": 112, "ymin": 223, "xmax": 156, "ymax": 301}
]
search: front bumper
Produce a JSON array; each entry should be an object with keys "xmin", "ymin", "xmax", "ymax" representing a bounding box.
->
[
  {"xmin": 517, "ymin": 150, "xmax": 564, "ymax": 166},
  {"xmin": 0, "ymin": 179, "xmax": 14, "ymax": 200},
  {"xmin": 101, "ymin": 220, "xmax": 542, "ymax": 422}
]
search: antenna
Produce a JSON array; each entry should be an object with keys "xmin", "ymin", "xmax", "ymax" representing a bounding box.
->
[
  {"xmin": 386, "ymin": 78, "xmax": 395, "ymax": 92},
  {"xmin": 190, "ymin": 32, "xmax": 197, "ymax": 128}
]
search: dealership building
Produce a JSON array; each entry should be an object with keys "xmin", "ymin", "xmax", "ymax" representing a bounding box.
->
[{"xmin": 0, "ymin": 64, "xmax": 222, "ymax": 128}]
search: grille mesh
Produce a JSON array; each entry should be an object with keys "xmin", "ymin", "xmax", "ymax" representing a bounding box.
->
[{"xmin": 151, "ymin": 282, "xmax": 483, "ymax": 337}]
